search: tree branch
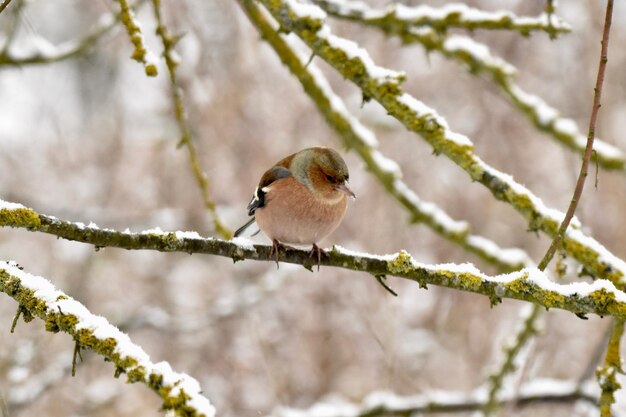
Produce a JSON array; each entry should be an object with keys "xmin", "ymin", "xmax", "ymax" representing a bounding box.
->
[
  {"xmin": 482, "ymin": 304, "xmax": 541, "ymax": 415},
  {"xmin": 3, "ymin": 201, "xmax": 626, "ymax": 320},
  {"xmin": 0, "ymin": 0, "xmax": 148, "ymax": 67},
  {"xmin": 314, "ymin": 0, "xmax": 571, "ymax": 36},
  {"xmin": 315, "ymin": 0, "xmax": 626, "ymax": 174},
  {"xmin": 538, "ymin": 0, "xmax": 614, "ymax": 271},
  {"xmin": 597, "ymin": 318, "xmax": 624, "ymax": 416},
  {"xmin": 0, "ymin": 0, "xmax": 13, "ymax": 15},
  {"xmin": 114, "ymin": 0, "xmax": 158, "ymax": 76},
  {"xmin": 151, "ymin": 0, "xmax": 232, "ymax": 239},
  {"xmin": 0, "ymin": 261, "xmax": 215, "ymax": 417},
  {"xmin": 270, "ymin": 378, "xmax": 597, "ymax": 417}
]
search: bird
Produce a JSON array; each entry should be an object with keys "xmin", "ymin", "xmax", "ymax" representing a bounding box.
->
[{"xmin": 234, "ymin": 146, "xmax": 355, "ymax": 268}]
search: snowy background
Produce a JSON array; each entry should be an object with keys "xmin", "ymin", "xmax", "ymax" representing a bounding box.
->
[{"xmin": 1, "ymin": 0, "xmax": 626, "ymax": 416}]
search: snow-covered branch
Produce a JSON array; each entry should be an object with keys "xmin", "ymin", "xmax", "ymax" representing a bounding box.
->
[
  {"xmin": 269, "ymin": 378, "xmax": 597, "ymax": 417},
  {"xmin": 237, "ymin": 0, "xmax": 529, "ymax": 273},
  {"xmin": 0, "ymin": 261, "xmax": 215, "ymax": 417},
  {"xmin": 312, "ymin": 1, "xmax": 626, "ymax": 172},
  {"xmin": 597, "ymin": 318, "xmax": 624, "ymax": 416},
  {"xmin": 314, "ymin": 0, "xmax": 571, "ymax": 37},
  {"xmin": 0, "ymin": 1, "xmax": 147, "ymax": 67},
  {"xmin": 253, "ymin": 0, "xmax": 626, "ymax": 286},
  {"xmin": 441, "ymin": 35, "xmax": 626, "ymax": 173},
  {"xmin": 3, "ymin": 200, "xmax": 626, "ymax": 320}
]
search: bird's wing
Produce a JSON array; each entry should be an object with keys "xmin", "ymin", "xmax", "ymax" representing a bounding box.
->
[{"xmin": 247, "ymin": 165, "xmax": 292, "ymax": 216}]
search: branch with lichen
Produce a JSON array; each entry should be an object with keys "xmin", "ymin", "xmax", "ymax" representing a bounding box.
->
[
  {"xmin": 151, "ymin": 0, "xmax": 232, "ymax": 239},
  {"xmin": 315, "ymin": 1, "xmax": 626, "ymax": 173},
  {"xmin": 0, "ymin": 261, "xmax": 215, "ymax": 417},
  {"xmin": 114, "ymin": 0, "xmax": 157, "ymax": 76},
  {"xmin": 482, "ymin": 304, "xmax": 542, "ymax": 415},
  {"xmin": 3, "ymin": 201, "xmax": 626, "ymax": 319},
  {"xmin": 596, "ymin": 318, "xmax": 624, "ymax": 417},
  {"xmin": 0, "ymin": 0, "xmax": 148, "ymax": 67},
  {"xmin": 254, "ymin": 0, "xmax": 626, "ymax": 286},
  {"xmin": 269, "ymin": 378, "xmax": 597, "ymax": 417},
  {"xmin": 237, "ymin": 0, "xmax": 528, "ymax": 273},
  {"xmin": 314, "ymin": 0, "xmax": 570, "ymax": 37}
]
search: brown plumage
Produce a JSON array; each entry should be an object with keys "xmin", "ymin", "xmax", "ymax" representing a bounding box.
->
[{"xmin": 234, "ymin": 147, "xmax": 355, "ymax": 268}]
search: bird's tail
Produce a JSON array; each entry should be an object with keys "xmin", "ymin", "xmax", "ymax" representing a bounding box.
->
[{"xmin": 234, "ymin": 217, "xmax": 256, "ymax": 237}]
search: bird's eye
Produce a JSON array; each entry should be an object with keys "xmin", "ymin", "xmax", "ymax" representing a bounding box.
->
[{"xmin": 324, "ymin": 174, "xmax": 336, "ymax": 184}]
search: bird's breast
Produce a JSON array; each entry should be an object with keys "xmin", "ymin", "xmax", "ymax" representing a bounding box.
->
[{"xmin": 254, "ymin": 177, "xmax": 348, "ymax": 244}]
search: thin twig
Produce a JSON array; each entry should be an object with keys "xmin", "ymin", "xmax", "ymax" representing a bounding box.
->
[
  {"xmin": 597, "ymin": 318, "xmax": 624, "ymax": 416},
  {"xmin": 537, "ymin": 0, "xmax": 613, "ymax": 272},
  {"xmin": 151, "ymin": 0, "xmax": 232, "ymax": 239},
  {"xmin": 482, "ymin": 305, "xmax": 541, "ymax": 415},
  {"xmin": 0, "ymin": 0, "xmax": 148, "ymax": 67},
  {"xmin": 0, "ymin": 0, "xmax": 13, "ymax": 14}
]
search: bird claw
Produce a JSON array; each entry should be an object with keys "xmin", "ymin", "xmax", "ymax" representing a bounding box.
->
[
  {"xmin": 270, "ymin": 239, "xmax": 286, "ymax": 269},
  {"xmin": 309, "ymin": 243, "xmax": 329, "ymax": 271}
]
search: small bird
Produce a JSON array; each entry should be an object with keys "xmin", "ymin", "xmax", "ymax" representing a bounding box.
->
[{"xmin": 234, "ymin": 147, "xmax": 355, "ymax": 268}]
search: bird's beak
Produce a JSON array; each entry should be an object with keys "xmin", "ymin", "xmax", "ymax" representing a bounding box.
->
[{"xmin": 336, "ymin": 183, "xmax": 356, "ymax": 199}]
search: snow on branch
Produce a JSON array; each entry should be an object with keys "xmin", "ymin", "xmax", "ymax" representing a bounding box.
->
[
  {"xmin": 3, "ymin": 201, "xmax": 626, "ymax": 319},
  {"xmin": 253, "ymin": 0, "xmax": 626, "ymax": 286},
  {"xmin": 269, "ymin": 378, "xmax": 597, "ymax": 417},
  {"xmin": 315, "ymin": 0, "xmax": 571, "ymax": 37},
  {"xmin": 0, "ymin": 0, "xmax": 147, "ymax": 67},
  {"xmin": 442, "ymin": 35, "xmax": 626, "ymax": 172},
  {"xmin": 316, "ymin": 3, "xmax": 626, "ymax": 172},
  {"xmin": 237, "ymin": 0, "xmax": 529, "ymax": 273},
  {"xmin": 0, "ymin": 261, "xmax": 215, "ymax": 417}
]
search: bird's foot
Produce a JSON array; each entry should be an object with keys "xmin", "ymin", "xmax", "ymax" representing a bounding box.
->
[
  {"xmin": 270, "ymin": 239, "xmax": 287, "ymax": 269},
  {"xmin": 309, "ymin": 243, "xmax": 329, "ymax": 271}
]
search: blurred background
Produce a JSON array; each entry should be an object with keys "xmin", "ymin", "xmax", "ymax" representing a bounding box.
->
[{"xmin": 1, "ymin": 0, "xmax": 626, "ymax": 416}]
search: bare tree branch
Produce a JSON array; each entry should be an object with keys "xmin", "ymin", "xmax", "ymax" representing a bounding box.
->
[{"xmin": 538, "ymin": 0, "xmax": 614, "ymax": 271}]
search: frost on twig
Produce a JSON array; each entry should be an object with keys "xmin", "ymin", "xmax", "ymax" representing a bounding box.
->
[
  {"xmin": 150, "ymin": 0, "xmax": 232, "ymax": 239},
  {"xmin": 3, "ymin": 201, "xmax": 626, "ymax": 319},
  {"xmin": 316, "ymin": 1, "xmax": 626, "ymax": 172},
  {"xmin": 269, "ymin": 378, "xmax": 597, "ymax": 417},
  {"xmin": 314, "ymin": 0, "xmax": 571, "ymax": 37},
  {"xmin": 115, "ymin": 0, "xmax": 158, "ymax": 76},
  {"xmin": 237, "ymin": 0, "xmax": 529, "ymax": 273},
  {"xmin": 0, "ymin": 262, "xmax": 215, "ymax": 417},
  {"xmin": 254, "ymin": 0, "xmax": 626, "ymax": 285}
]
